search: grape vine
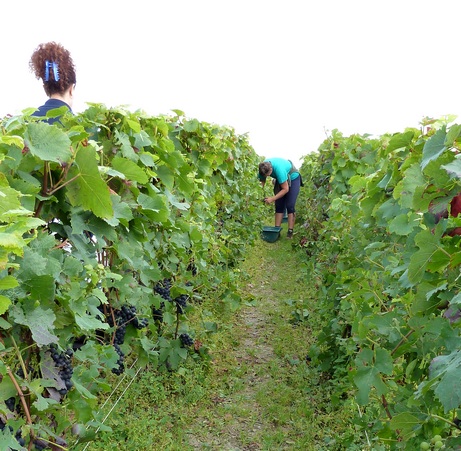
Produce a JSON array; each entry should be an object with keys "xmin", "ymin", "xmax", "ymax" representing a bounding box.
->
[
  {"xmin": 297, "ymin": 116, "xmax": 461, "ymax": 448},
  {"xmin": 0, "ymin": 105, "xmax": 265, "ymax": 448}
]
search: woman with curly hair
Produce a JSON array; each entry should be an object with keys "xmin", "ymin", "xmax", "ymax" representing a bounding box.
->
[{"xmin": 29, "ymin": 42, "xmax": 77, "ymax": 123}]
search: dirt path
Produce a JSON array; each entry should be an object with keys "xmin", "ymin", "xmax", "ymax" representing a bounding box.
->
[{"xmin": 187, "ymin": 237, "xmax": 307, "ymax": 450}]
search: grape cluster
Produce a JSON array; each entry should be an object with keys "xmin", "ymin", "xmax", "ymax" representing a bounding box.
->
[
  {"xmin": 106, "ymin": 309, "xmax": 127, "ymax": 375},
  {"xmin": 120, "ymin": 304, "xmax": 149, "ymax": 329},
  {"xmin": 179, "ymin": 333, "xmax": 194, "ymax": 347},
  {"xmin": 187, "ymin": 259, "xmax": 197, "ymax": 276},
  {"xmin": 175, "ymin": 294, "xmax": 188, "ymax": 314},
  {"xmin": 420, "ymin": 434, "xmax": 445, "ymax": 450},
  {"xmin": 112, "ymin": 343, "xmax": 125, "ymax": 375},
  {"xmin": 108, "ymin": 305, "xmax": 148, "ymax": 344},
  {"xmin": 106, "ymin": 304, "xmax": 148, "ymax": 375},
  {"xmin": 49, "ymin": 344, "xmax": 74, "ymax": 395},
  {"xmin": 0, "ymin": 419, "xmax": 26, "ymax": 447},
  {"xmin": 5, "ymin": 396, "xmax": 16, "ymax": 412},
  {"xmin": 152, "ymin": 279, "xmax": 171, "ymax": 321},
  {"xmin": 154, "ymin": 278, "xmax": 172, "ymax": 301},
  {"xmin": 152, "ymin": 279, "xmax": 190, "ymax": 318},
  {"xmin": 16, "ymin": 363, "xmax": 34, "ymax": 379},
  {"xmin": 33, "ymin": 438, "xmax": 49, "ymax": 450}
]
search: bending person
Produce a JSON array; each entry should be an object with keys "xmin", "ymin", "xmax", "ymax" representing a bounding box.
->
[{"xmin": 258, "ymin": 158, "xmax": 301, "ymax": 239}]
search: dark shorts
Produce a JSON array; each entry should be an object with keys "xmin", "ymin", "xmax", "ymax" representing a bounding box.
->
[{"xmin": 274, "ymin": 176, "xmax": 301, "ymax": 214}]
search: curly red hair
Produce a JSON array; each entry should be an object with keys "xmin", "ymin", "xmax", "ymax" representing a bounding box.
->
[{"xmin": 29, "ymin": 42, "xmax": 76, "ymax": 96}]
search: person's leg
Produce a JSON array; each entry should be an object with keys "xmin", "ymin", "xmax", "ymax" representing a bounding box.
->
[
  {"xmin": 274, "ymin": 182, "xmax": 285, "ymax": 227},
  {"xmin": 275, "ymin": 212, "xmax": 284, "ymax": 226},
  {"xmin": 285, "ymin": 177, "xmax": 301, "ymax": 237}
]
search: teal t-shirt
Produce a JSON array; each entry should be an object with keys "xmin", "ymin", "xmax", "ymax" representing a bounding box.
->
[{"xmin": 259, "ymin": 158, "xmax": 299, "ymax": 184}]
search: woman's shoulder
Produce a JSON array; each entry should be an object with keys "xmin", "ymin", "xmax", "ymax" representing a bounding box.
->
[{"xmin": 32, "ymin": 99, "xmax": 72, "ymax": 123}]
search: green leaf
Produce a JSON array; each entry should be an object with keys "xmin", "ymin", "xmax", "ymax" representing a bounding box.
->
[
  {"xmin": 389, "ymin": 412, "xmax": 421, "ymax": 438},
  {"xmin": 126, "ymin": 118, "xmax": 141, "ymax": 133},
  {"xmin": 204, "ymin": 321, "xmax": 218, "ymax": 333},
  {"xmin": 388, "ymin": 212, "xmax": 419, "ymax": 236},
  {"xmin": 0, "ymin": 134, "xmax": 24, "ymax": 148},
  {"xmin": 105, "ymin": 194, "xmax": 134, "ymax": 227},
  {"xmin": 163, "ymin": 311, "xmax": 176, "ymax": 325},
  {"xmin": 25, "ymin": 121, "xmax": 72, "ymax": 163},
  {"xmin": 70, "ymin": 296, "xmax": 109, "ymax": 332},
  {"xmin": 112, "ymin": 156, "xmax": 148, "ymax": 184},
  {"xmin": 23, "ymin": 275, "xmax": 56, "ymax": 301},
  {"xmin": 385, "ymin": 130, "xmax": 414, "ymax": 153},
  {"xmin": 354, "ymin": 348, "xmax": 393, "ymax": 405},
  {"xmin": 0, "ymin": 427, "xmax": 24, "ymax": 450},
  {"xmin": 165, "ymin": 190, "xmax": 190, "ymax": 211},
  {"xmin": 0, "ymin": 376, "xmax": 17, "ymax": 399},
  {"xmin": 67, "ymin": 146, "xmax": 113, "ymax": 219},
  {"xmin": 11, "ymin": 305, "xmax": 58, "ymax": 346},
  {"xmin": 137, "ymin": 193, "xmax": 169, "ymax": 223},
  {"xmin": 115, "ymin": 129, "xmax": 137, "ymax": 160},
  {"xmin": 184, "ymin": 119, "xmax": 199, "ymax": 132},
  {"xmin": 442, "ymin": 157, "xmax": 461, "ymax": 179},
  {"xmin": 445, "ymin": 124, "xmax": 461, "ymax": 146},
  {"xmin": 0, "ymin": 317, "xmax": 12, "ymax": 329},
  {"xmin": 156, "ymin": 165, "xmax": 175, "ymax": 190},
  {"xmin": 428, "ymin": 350, "xmax": 461, "ymax": 412},
  {"xmin": 72, "ymin": 379, "xmax": 98, "ymax": 400},
  {"xmin": 33, "ymin": 392, "xmax": 58, "ymax": 411},
  {"xmin": 0, "ymin": 275, "xmax": 19, "ymax": 290},
  {"xmin": 393, "ymin": 163, "xmax": 426, "ymax": 209},
  {"xmin": 421, "ymin": 127, "xmax": 447, "ymax": 169},
  {"xmin": 408, "ymin": 226, "xmax": 449, "ymax": 284},
  {"xmin": 0, "ymin": 295, "xmax": 12, "ymax": 315}
]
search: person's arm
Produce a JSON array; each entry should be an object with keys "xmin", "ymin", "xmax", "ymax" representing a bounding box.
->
[{"xmin": 264, "ymin": 181, "xmax": 289, "ymax": 204}]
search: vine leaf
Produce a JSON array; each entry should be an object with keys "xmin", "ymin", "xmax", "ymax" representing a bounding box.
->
[
  {"xmin": 408, "ymin": 226, "xmax": 449, "ymax": 284},
  {"xmin": 0, "ymin": 428, "xmax": 23, "ymax": 450},
  {"xmin": 137, "ymin": 192, "xmax": 169, "ymax": 223},
  {"xmin": 0, "ymin": 374, "xmax": 17, "ymax": 399},
  {"xmin": 354, "ymin": 348, "xmax": 393, "ymax": 405},
  {"xmin": 0, "ymin": 276, "xmax": 17, "ymax": 314},
  {"xmin": 421, "ymin": 127, "xmax": 447, "ymax": 170},
  {"xmin": 67, "ymin": 146, "xmax": 113, "ymax": 219},
  {"xmin": 442, "ymin": 157, "xmax": 461, "ymax": 178},
  {"xmin": 11, "ymin": 305, "xmax": 57, "ymax": 346},
  {"xmin": 0, "ymin": 295, "xmax": 11, "ymax": 315},
  {"xmin": 389, "ymin": 412, "xmax": 421, "ymax": 439},
  {"xmin": 394, "ymin": 163, "xmax": 425, "ymax": 209},
  {"xmin": 112, "ymin": 156, "xmax": 148, "ymax": 184},
  {"xmin": 388, "ymin": 212, "xmax": 419, "ymax": 236},
  {"xmin": 69, "ymin": 296, "xmax": 109, "ymax": 332},
  {"xmin": 385, "ymin": 130, "xmax": 414, "ymax": 154},
  {"xmin": 0, "ymin": 177, "xmax": 23, "ymax": 215},
  {"xmin": 427, "ymin": 350, "xmax": 461, "ymax": 413},
  {"xmin": 40, "ymin": 351, "xmax": 66, "ymax": 392},
  {"xmin": 25, "ymin": 122, "xmax": 72, "ymax": 164}
]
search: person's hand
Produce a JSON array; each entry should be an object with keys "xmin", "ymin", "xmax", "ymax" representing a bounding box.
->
[{"xmin": 264, "ymin": 197, "xmax": 274, "ymax": 204}]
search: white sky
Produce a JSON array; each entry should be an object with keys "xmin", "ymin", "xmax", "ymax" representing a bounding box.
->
[{"xmin": 2, "ymin": 0, "xmax": 461, "ymax": 167}]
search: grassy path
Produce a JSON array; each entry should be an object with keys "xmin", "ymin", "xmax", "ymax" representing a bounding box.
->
[
  {"xmin": 82, "ymin": 231, "xmax": 354, "ymax": 450},
  {"xmin": 187, "ymin": 232, "xmax": 316, "ymax": 450}
]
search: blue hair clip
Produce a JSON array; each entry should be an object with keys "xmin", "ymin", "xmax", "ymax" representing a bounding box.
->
[{"xmin": 45, "ymin": 60, "xmax": 60, "ymax": 82}]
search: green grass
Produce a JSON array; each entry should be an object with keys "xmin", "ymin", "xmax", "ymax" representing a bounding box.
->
[{"xmin": 75, "ymin": 227, "xmax": 364, "ymax": 451}]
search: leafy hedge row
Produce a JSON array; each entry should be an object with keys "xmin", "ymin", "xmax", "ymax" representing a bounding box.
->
[
  {"xmin": 297, "ymin": 116, "xmax": 461, "ymax": 449},
  {"xmin": 0, "ymin": 104, "xmax": 263, "ymax": 449}
]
